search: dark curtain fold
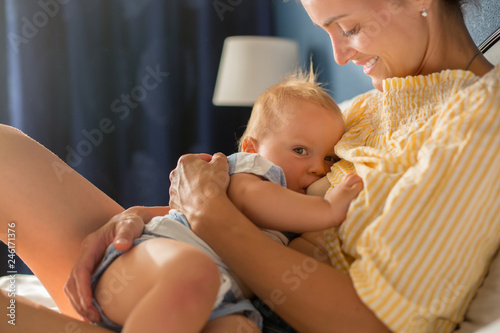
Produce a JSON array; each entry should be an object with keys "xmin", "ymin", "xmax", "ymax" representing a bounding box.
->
[{"xmin": 0, "ymin": 0, "xmax": 272, "ymax": 208}]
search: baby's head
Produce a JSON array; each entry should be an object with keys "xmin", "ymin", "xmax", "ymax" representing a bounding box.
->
[{"xmin": 239, "ymin": 69, "xmax": 345, "ymax": 193}]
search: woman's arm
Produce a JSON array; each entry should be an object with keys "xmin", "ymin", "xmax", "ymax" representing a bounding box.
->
[
  {"xmin": 192, "ymin": 199, "xmax": 388, "ymax": 332},
  {"xmin": 227, "ymin": 172, "xmax": 362, "ymax": 233},
  {"xmin": 169, "ymin": 154, "xmax": 389, "ymax": 332}
]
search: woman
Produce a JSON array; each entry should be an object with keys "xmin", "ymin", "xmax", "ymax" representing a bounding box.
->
[{"xmin": 2, "ymin": 0, "xmax": 498, "ymax": 332}]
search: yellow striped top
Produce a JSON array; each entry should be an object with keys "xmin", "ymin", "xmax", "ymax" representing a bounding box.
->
[{"xmin": 326, "ymin": 66, "xmax": 500, "ymax": 332}]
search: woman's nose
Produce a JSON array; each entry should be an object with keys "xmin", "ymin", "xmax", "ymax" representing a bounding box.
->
[{"xmin": 330, "ymin": 33, "xmax": 357, "ymax": 66}]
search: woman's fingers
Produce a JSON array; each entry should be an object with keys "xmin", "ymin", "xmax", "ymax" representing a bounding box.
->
[
  {"xmin": 64, "ymin": 209, "xmax": 147, "ymax": 322},
  {"xmin": 63, "ymin": 270, "xmax": 86, "ymax": 320},
  {"xmin": 112, "ymin": 214, "xmax": 145, "ymax": 252},
  {"xmin": 197, "ymin": 153, "xmax": 214, "ymax": 162},
  {"xmin": 73, "ymin": 262, "xmax": 101, "ymax": 322},
  {"xmin": 169, "ymin": 153, "xmax": 230, "ymax": 214},
  {"xmin": 64, "ymin": 232, "xmax": 105, "ymax": 322}
]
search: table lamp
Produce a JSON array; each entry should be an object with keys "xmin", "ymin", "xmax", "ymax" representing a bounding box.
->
[{"xmin": 213, "ymin": 36, "xmax": 300, "ymax": 106}]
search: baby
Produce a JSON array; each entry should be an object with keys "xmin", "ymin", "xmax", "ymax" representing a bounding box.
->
[{"xmin": 91, "ymin": 69, "xmax": 363, "ymax": 332}]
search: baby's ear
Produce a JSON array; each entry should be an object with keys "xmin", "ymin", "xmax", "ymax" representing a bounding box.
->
[{"xmin": 242, "ymin": 137, "xmax": 258, "ymax": 153}]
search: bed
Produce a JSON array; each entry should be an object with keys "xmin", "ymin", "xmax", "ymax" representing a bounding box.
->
[{"xmin": 1, "ymin": 21, "xmax": 500, "ymax": 333}]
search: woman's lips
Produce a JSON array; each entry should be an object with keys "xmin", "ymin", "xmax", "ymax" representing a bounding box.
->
[{"xmin": 362, "ymin": 56, "xmax": 379, "ymax": 75}]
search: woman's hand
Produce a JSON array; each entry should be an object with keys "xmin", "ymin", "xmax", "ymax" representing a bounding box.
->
[
  {"xmin": 64, "ymin": 206, "xmax": 170, "ymax": 322},
  {"xmin": 169, "ymin": 153, "xmax": 230, "ymax": 225}
]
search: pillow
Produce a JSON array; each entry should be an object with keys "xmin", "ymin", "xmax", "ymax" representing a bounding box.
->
[
  {"xmin": 475, "ymin": 319, "xmax": 500, "ymax": 333},
  {"xmin": 455, "ymin": 247, "xmax": 500, "ymax": 332}
]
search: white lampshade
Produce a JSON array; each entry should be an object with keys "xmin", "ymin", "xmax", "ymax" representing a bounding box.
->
[{"xmin": 213, "ymin": 36, "xmax": 300, "ymax": 106}]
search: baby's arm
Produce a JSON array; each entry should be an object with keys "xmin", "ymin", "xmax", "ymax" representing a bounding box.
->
[{"xmin": 227, "ymin": 172, "xmax": 363, "ymax": 233}]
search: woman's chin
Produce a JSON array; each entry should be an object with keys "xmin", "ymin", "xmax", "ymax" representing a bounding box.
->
[{"xmin": 371, "ymin": 77, "xmax": 384, "ymax": 92}]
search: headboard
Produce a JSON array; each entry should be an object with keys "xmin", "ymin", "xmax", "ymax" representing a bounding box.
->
[
  {"xmin": 480, "ymin": 27, "xmax": 500, "ymax": 65},
  {"xmin": 465, "ymin": 0, "xmax": 500, "ymax": 65}
]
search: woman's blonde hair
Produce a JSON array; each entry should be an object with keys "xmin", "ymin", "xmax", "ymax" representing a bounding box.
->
[{"xmin": 238, "ymin": 67, "xmax": 342, "ymax": 151}]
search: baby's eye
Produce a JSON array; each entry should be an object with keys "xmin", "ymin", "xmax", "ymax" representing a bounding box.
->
[
  {"xmin": 325, "ymin": 156, "xmax": 340, "ymax": 163},
  {"xmin": 293, "ymin": 147, "xmax": 308, "ymax": 155}
]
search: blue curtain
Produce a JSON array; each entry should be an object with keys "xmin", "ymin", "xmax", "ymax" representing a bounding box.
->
[
  {"xmin": 0, "ymin": 0, "xmax": 272, "ymax": 275},
  {"xmin": 0, "ymin": 0, "xmax": 272, "ymax": 208}
]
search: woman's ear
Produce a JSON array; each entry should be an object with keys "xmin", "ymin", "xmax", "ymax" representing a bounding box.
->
[
  {"xmin": 415, "ymin": 0, "xmax": 433, "ymax": 16},
  {"xmin": 242, "ymin": 137, "xmax": 258, "ymax": 153}
]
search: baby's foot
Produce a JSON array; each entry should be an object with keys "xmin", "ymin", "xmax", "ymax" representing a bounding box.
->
[{"xmin": 325, "ymin": 173, "xmax": 363, "ymax": 226}]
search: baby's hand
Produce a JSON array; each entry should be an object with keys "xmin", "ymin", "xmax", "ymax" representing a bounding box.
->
[
  {"xmin": 324, "ymin": 174, "xmax": 364, "ymax": 226},
  {"xmin": 339, "ymin": 173, "xmax": 364, "ymax": 194}
]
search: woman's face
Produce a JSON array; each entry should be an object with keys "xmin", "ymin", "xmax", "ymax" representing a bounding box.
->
[{"xmin": 302, "ymin": 0, "xmax": 429, "ymax": 90}]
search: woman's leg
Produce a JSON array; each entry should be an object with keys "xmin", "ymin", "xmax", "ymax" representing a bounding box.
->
[
  {"xmin": 0, "ymin": 290, "xmax": 114, "ymax": 332},
  {"xmin": 0, "ymin": 125, "xmax": 123, "ymax": 317},
  {"xmin": 95, "ymin": 238, "xmax": 220, "ymax": 333}
]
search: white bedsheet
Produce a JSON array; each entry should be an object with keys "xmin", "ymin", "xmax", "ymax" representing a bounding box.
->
[
  {"xmin": 0, "ymin": 274, "xmax": 58, "ymax": 312},
  {"xmin": 1, "ymin": 273, "xmax": 500, "ymax": 332}
]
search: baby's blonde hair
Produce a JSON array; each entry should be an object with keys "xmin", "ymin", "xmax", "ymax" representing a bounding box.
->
[{"xmin": 238, "ymin": 67, "xmax": 342, "ymax": 151}]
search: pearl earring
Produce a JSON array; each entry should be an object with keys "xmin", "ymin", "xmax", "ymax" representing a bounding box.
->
[{"xmin": 422, "ymin": 7, "xmax": 428, "ymax": 17}]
